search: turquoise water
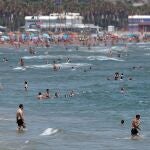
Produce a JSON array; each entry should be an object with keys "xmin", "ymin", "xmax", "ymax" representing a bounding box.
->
[{"xmin": 0, "ymin": 43, "xmax": 150, "ymax": 150}]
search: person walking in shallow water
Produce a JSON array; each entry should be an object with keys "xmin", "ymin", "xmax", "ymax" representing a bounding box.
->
[
  {"xmin": 19, "ymin": 58, "xmax": 24, "ymax": 67},
  {"xmin": 16, "ymin": 104, "xmax": 26, "ymax": 131},
  {"xmin": 131, "ymin": 114, "xmax": 141, "ymax": 137}
]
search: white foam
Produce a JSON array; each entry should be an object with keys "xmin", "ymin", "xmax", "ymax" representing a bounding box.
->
[
  {"xmin": 131, "ymin": 135, "xmax": 144, "ymax": 140},
  {"xmin": 116, "ymin": 135, "xmax": 144, "ymax": 140},
  {"xmin": 145, "ymin": 47, "xmax": 150, "ymax": 50},
  {"xmin": 144, "ymin": 53, "xmax": 150, "ymax": 56},
  {"xmin": 59, "ymin": 63, "xmax": 91, "ymax": 68},
  {"xmin": 22, "ymin": 55, "xmax": 84, "ymax": 60},
  {"xmin": 13, "ymin": 64, "xmax": 52, "ymax": 70},
  {"xmin": 40, "ymin": 128, "xmax": 59, "ymax": 136},
  {"xmin": 116, "ymin": 137, "xmax": 131, "ymax": 140},
  {"xmin": 138, "ymin": 45, "xmax": 147, "ymax": 48},
  {"xmin": 23, "ymin": 55, "xmax": 49, "ymax": 60},
  {"xmin": 87, "ymin": 56, "xmax": 124, "ymax": 61},
  {"xmin": 13, "ymin": 67, "xmax": 26, "ymax": 70},
  {"xmin": 25, "ymin": 140, "xmax": 29, "ymax": 144},
  {"xmin": 13, "ymin": 63, "xmax": 91, "ymax": 70},
  {"xmin": 28, "ymin": 64, "xmax": 52, "ymax": 69},
  {"xmin": 111, "ymin": 46, "xmax": 124, "ymax": 51},
  {"xmin": 79, "ymin": 47, "xmax": 109, "ymax": 53},
  {"xmin": 0, "ymin": 118, "xmax": 15, "ymax": 121}
]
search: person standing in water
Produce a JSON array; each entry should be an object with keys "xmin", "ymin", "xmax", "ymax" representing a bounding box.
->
[
  {"xmin": 131, "ymin": 114, "xmax": 141, "ymax": 137},
  {"xmin": 16, "ymin": 104, "xmax": 26, "ymax": 131},
  {"xmin": 24, "ymin": 81, "xmax": 28, "ymax": 91},
  {"xmin": 19, "ymin": 58, "xmax": 24, "ymax": 67}
]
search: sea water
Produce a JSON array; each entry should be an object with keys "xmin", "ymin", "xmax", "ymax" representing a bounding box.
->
[{"xmin": 0, "ymin": 43, "xmax": 150, "ymax": 150}]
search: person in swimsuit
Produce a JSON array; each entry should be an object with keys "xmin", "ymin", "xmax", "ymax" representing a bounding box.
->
[
  {"xmin": 131, "ymin": 114, "xmax": 141, "ymax": 137},
  {"xmin": 42, "ymin": 89, "xmax": 50, "ymax": 99},
  {"xmin": 19, "ymin": 58, "xmax": 24, "ymax": 67},
  {"xmin": 16, "ymin": 104, "xmax": 26, "ymax": 131},
  {"xmin": 24, "ymin": 81, "xmax": 28, "ymax": 91}
]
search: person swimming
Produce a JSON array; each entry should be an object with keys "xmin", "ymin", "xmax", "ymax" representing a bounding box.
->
[
  {"xmin": 42, "ymin": 89, "xmax": 50, "ymax": 99},
  {"xmin": 121, "ymin": 120, "xmax": 125, "ymax": 125},
  {"xmin": 120, "ymin": 87, "xmax": 125, "ymax": 93},
  {"xmin": 37, "ymin": 89, "xmax": 51, "ymax": 100},
  {"xmin": 37, "ymin": 92, "xmax": 44, "ymax": 100},
  {"xmin": 114, "ymin": 72, "xmax": 119, "ymax": 80},
  {"xmin": 53, "ymin": 60, "xmax": 60, "ymax": 71},
  {"xmin": 120, "ymin": 73, "xmax": 124, "ymax": 80},
  {"xmin": 54, "ymin": 92, "xmax": 59, "ymax": 98}
]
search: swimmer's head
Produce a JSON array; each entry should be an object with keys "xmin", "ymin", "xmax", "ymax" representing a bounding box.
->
[
  {"xmin": 19, "ymin": 104, "xmax": 23, "ymax": 109},
  {"xmin": 121, "ymin": 120, "xmax": 124, "ymax": 124},
  {"xmin": 136, "ymin": 114, "xmax": 140, "ymax": 119}
]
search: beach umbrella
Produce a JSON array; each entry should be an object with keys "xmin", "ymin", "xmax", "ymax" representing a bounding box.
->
[
  {"xmin": 63, "ymin": 34, "xmax": 69, "ymax": 40},
  {"xmin": 42, "ymin": 33, "xmax": 50, "ymax": 39},
  {"xmin": 1, "ymin": 35, "xmax": 10, "ymax": 41},
  {"xmin": 0, "ymin": 25, "xmax": 6, "ymax": 29}
]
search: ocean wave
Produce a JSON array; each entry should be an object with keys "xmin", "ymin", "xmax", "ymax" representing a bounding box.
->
[
  {"xmin": 22, "ymin": 54, "xmax": 84, "ymax": 60},
  {"xmin": 40, "ymin": 128, "xmax": 60, "ymax": 136},
  {"xmin": 87, "ymin": 56, "xmax": 124, "ymax": 61},
  {"xmin": 0, "ymin": 118, "xmax": 15, "ymax": 121},
  {"xmin": 145, "ymin": 47, "xmax": 150, "ymax": 50},
  {"xmin": 13, "ymin": 67, "xmax": 27, "ymax": 70},
  {"xmin": 116, "ymin": 135, "xmax": 144, "ymax": 140},
  {"xmin": 13, "ymin": 62, "xmax": 91, "ymax": 70},
  {"xmin": 111, "ymin": 46, "xmax": 125, "ymax": 51},
  {"xmin": 23, "ymin": 55, "xmax": 50, "ymax": 59},
  {"xmin": 59, "ymin": 63, "xmax": 91, "ymax": 68},
  {"xmin": 138, "ymin": 45, "xmax": 147, "ymax": 48},
  {"xmin": 144, "ymin": 53, "xmax": 150, "ymax": 56},
  {"xmin": 79, "ymin": 47, "xmax": 109, "ymax": 53}
]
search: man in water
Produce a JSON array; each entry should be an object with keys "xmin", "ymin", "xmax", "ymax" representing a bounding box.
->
[
  {"xmin": 42, "ymin": 89, "xmax": 50, "ymax": 99},
  {"xmin": 131, "ymin": 114, "xmax": 141, "ymax": 137},
  {"xmin": 24, "ymin": 81, "xmax": 28, "ymax": 91},
  {"xmin": 19, "ymin": 58, "xmax": 24, "ymax": 67},
  {"xmin": 16, "ymin": 104, "xmax": 26, "ymax": 131}
]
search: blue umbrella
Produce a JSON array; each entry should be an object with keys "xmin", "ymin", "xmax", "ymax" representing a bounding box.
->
[
  {"xmin": 63, "ymin": 34, "xmax": 68, "ymax": 40},
  {"xmin": 42, "ymin": 33, "xmax": 50, "ymax": 39}
]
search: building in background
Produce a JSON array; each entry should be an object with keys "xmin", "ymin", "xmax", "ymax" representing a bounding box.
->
[
  {"xmin": 25, "ymin": 12, "xmax": 100, "ymax": 33},
  {"xmin": 128, "ymin": 15, "xmax": 150, "ymax": 32}
]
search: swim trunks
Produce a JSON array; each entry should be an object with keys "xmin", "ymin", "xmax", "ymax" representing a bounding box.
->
[
  {"xmin": 131, "ymin": 128, "xmax": 138, "ymax": 136},
  {"xmin": 17, "ymin": 119, "xmax": 24, "ymax": 127}
]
